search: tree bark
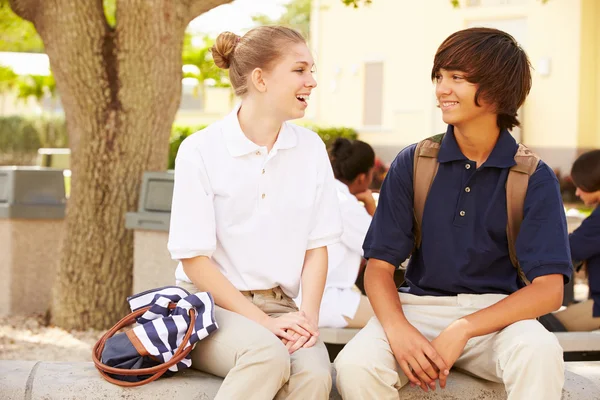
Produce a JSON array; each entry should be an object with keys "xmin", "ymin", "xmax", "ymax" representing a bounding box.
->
[{"xmin": 10, "ymin": 0, "xmax": 232, "ymax": 330}]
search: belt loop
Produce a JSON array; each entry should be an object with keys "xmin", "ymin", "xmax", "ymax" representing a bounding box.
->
[{"xmin": 274, "ymin": 287, "xmax": 282, "ymax": 301}]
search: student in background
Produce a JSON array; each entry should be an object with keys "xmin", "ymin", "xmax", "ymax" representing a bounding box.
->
[
  {"xmin": 297, "ymin": 138, "xmax": 376, "ymax": 329},
  {"xmin": 554, "ymin": 150, "xmax": 600, "ymax": 331}
]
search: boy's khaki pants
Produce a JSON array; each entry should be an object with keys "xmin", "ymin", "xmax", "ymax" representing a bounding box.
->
[
  {"xmin": 178, "ymin": 281, "xmax": 331, "ymax": 400},
  {"xmin": 335, "ymin": 292, "xmax": 565, "ymax": 400}
]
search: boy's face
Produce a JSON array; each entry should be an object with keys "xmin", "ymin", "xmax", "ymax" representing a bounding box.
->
[
  {"xmin": 434, "ymin": 69, "xmax": 495, "ymax": 128},
  {"xmin": 575, "ymin": 187, "xmax": 600, "ymax": 207}
]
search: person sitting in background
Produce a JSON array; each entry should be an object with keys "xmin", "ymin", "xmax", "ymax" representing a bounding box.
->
[
  {"xmin": 296, "ymin": 138, "xmax": 376, "ymax": 329},
  {"xmin": 554, "ymin": 150, "xmax": 600, "ymax": 331}
]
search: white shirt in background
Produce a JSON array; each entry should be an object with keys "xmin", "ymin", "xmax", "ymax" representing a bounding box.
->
[
  {"xmin": 167, "ymin": 105, "xmax": 342, "ymax": 298},
  {"xmin": 296, "ymin": 179, "xmax": 373, "ymax": 328}
]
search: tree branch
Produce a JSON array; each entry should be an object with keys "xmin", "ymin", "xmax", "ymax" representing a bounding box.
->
[
  {"xmin": 8, "ymin": 0, "xmax": 40, "ymax": 23},
  {"xmin": 185, "ymin": 0, "xmax": 234, "ymax": 24}
]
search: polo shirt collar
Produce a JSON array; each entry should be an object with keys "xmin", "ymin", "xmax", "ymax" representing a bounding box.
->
[
  {"xmin": 223, "ymin": 103, "xmax": 297, "ymax": 157},
  {"xmin": 437, "ymin": 125, "xmax": 518, "ymax": 168}
]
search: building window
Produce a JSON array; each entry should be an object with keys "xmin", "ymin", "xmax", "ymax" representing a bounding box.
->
[{"xmin": 363, "ymin": 62, "xmax": 384, "ymax": 126}]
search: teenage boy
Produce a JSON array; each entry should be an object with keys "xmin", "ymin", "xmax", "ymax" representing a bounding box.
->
[{"xmin": 335, "ymin": 27, "xmax": 572, "ymax": 400}]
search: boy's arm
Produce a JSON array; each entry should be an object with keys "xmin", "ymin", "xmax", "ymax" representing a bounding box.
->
[
  {"xmin": 362, "ymin": 146, "xmax": 449, "ymax": 392},
  {"xmin": 366, "ymin": 258, "xmax": 450, "ymax": 391}
]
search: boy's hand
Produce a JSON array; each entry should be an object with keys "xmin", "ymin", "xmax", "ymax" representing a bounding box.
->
[
  {"xmin": 389, "ymin": 323, "xmax": 450, "ymax": 392},
  {"xmin": 430, "ymin": 320, "xmax": 470, "ymax": 386}
]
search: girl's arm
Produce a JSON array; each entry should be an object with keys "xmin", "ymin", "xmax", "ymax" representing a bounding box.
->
[
  {"xmin": 283, "ymin": 246, "xmax": 327, "ymax": 352},
  {"xmin": 183, "ymin": 256, "xmax": 317, "ymax": 342},
  {"xmin": 299, "ymin": 246, "xmax": 328, "ymax": 325}
]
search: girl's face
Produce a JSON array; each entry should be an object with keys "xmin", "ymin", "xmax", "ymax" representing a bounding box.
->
[
  {"xmin": 434, "ymin": 69, "xmax": 495, "ymax": 129},
  {"xmin": 261, "ymin": 42, "xmax": 317, "ymax": 121},
  {"xmin": 575, "ymin": 187, "xmax": 600, "ymax": 207}
]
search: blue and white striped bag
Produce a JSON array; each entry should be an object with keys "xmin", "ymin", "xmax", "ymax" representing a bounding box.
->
[{"xmin": 100, "ymin": 286, "xmax": 218, "ymax": 383}]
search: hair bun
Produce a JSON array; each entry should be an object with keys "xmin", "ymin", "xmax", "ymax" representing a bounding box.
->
[
  {"xmin": 211, "ymin": 32, "xmax": 240, "ymax": 69},
  {"xmin": 330, "ymin": 138, "xmax": 353, "ymax": 160}
]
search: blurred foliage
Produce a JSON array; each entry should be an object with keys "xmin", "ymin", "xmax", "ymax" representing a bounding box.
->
[
  {"xmin": 16, "ymin": 74, "xmax": 56, "ymax": 103},
  {"xmin": 182, "ymin": 34, "xmax": 231, "ymax": 103},
  {"xmin": 341, "ymin": 0, "xmax": 372, "ymax": 7},
  {"xmin": 168, "ymin": 124, "xmax": 207, "ymax": 169},
  {"xmin": 0, "ymin": 64, "xmax": 18, "ymax": 94},
  {"xmin": 252, "ymin": 0, "xmax": 311, "ymax": 39},
  {"xmin": 0, "ymin": 1, "xmax": 44, "ymax": 52},
  {"xmin": 0, "ymin": 115, "xmax": 67, "ymax": 165},
  {"xmin": 167, "ymin": 123, "xmax": 358, "ymax": 169},
  {"xmin": 104, "ymin": 0, "xmax": 116, "ymax": 27}
]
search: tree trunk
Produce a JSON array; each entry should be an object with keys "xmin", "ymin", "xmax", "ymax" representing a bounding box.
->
[{"xmin": 10, "ymin": 0, "xmax": 232, "ymax": 330}]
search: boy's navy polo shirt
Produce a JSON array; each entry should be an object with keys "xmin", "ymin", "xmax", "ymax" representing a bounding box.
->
[
  {"xmin": 569, "ymin": 206, "xmax": 600, "ymax": 316},
  {"xmin": 364, "ymin": 125, "xmax": 572, "ymax": 296}
]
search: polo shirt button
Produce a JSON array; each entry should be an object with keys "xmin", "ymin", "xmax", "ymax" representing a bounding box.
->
[
  {"xmin": 459, "ymin": 210, "xmax": 466, "ymax": 217},
  {"xmin": 465, "ymin": 163, "xmax": 471, "ymax": 170},
  {"xmin": 262, "ymin": 169, "xmax": 265, "ymax": 174},
  {"xmin": 256, "ymin": 151, "xmax": 261, "ymax": 156},
  {"xmin": 261, "ymin": 193, "xmax": 266, "ymax": 199},
  {"xmin": 465, "ymin": 187, "xmax": 471, "ymax": 193}
]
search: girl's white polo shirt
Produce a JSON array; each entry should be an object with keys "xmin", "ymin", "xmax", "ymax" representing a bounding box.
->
[{"xmin": 167, "ymin": 105, "xmax": 342, "ymax": 298}]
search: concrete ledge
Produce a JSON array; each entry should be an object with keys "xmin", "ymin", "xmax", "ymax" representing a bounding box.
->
[
  {"xmin": 322, "ymin": 328, "xmax": 600, "ymax": 352},
  {"xmin": 1, "ymin": 361, "xmax": 599, "ymax": 399},
  {"xmin": 556, "ymin": 331, "xmax": 600, "ymax": 352}
]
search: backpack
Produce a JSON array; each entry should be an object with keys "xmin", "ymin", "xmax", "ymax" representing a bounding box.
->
[{"xmin": 412, "ymin": 133, "xmax": 540, "ymax": 285}]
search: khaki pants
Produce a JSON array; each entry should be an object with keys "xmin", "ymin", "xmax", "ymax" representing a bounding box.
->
[
  {"xmin": 555, "ymin": 299, "xmax": 600, "ymax": 331},
  {"xmin": 178, "ymin": 281, "xmax": 331, "ymax": 400},
  {"xmin": 335, "ymin": 292, "xmax": 564, "ymax": 400},
  {"xmin": 343, "ymin": 294, "xmax": 374, "ymax": 329}
]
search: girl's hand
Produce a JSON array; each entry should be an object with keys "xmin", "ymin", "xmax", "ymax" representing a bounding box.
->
[{"xmin": 264, "ymin": 311, "xmax": 318, "ymax": 342}]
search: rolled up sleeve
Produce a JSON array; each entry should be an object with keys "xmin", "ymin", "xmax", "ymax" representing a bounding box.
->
[
  {"xmin": 167, "ymin": 141, "xmax": 217, "ymax": 260},
  {"xmin": 516, "ymin": 162, "xmax": 573, "ymax": 283},
  {"xmin": 307, "ymin": 144, "xmax": 342, "ymax": 250}
]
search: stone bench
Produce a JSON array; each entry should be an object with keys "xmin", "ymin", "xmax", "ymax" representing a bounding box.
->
[
  {"xmin": 1, "ymin": 360, "xmax": 599, "ymax": 399},
  {"xmin": 321, "ymin": 328, "xmax": 600, "ymax": 351}
]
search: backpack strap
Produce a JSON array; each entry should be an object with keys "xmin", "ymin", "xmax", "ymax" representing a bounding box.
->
[
  {"xmin": 506, "ymin": 144, "xmax": 541, "ymax": 286},
  {"xmin": 413, "ymin": 134, "xmax": 443, "ymax": 249}
]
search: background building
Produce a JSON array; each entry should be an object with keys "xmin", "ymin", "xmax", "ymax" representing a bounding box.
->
[{"xmin": 309, "ymin": 0, "xmax": 600, "ymax": 173}]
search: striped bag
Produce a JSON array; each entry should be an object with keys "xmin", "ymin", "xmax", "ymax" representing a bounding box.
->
[{"xmin": 93, "ymin": 286, "xmax": 218, "ymax": 386}]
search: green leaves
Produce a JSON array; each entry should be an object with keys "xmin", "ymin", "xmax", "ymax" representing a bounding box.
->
[
  {"xmin": 16, "ymin": 74, "xmax": 56, "ymax": 103},
  {"xmin": 252, "ymin": 0, "xmax": 311, "ymax": 39},
  {"xmin": 340, "ymin": 0, "xmax": 372, "ymax": 8},
  {"xmin": 0, "ymin": 2, "xmax": 44, "ymax": 52}
]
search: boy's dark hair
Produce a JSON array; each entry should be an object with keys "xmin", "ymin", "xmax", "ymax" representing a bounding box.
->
[
  {"xmin": 431, "ymin": 27, "xmax": 532, "ymax": 131},
  {"xmin": 329, "ymin": 138, "xmax": 375, "ymax": 183},
  {"xmin": 571, "ymin": 150, "xmax": 600, "ymax": 193}
]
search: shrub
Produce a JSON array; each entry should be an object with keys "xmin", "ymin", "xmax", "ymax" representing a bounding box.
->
[
  {"xmin": 168, "ymin": 124, "xmax": 206, "ymax": 169},
  {"xmin": 167, "ymin": 123, "xmax": 359, "ymax": 170},
  {"xmin": 0, "ymin": 115, "xmax": 67, "ymax": 165}
]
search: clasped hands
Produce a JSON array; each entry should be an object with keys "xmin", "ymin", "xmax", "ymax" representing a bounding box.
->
[
  {"xmin": 265, "ymin": 310, "xmax": 319, "ymax": 354},
  {"xmin": 391, "ymin": 320, "xmax": 470, "ymax": 392}
]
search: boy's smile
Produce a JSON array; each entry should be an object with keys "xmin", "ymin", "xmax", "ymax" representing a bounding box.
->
[{"xmin": 435, "ymin": 69, "xmax": 495, "ymax": 129}]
